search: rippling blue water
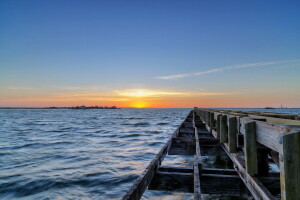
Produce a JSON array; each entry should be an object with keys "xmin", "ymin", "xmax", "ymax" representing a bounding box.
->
[
  {"xmin": 0, "ymin": 108, "xmax": 190, "ymax": 199},
  {"xmin": 0, "ymin": 108, "xmax": 299, "ymax": 200}
]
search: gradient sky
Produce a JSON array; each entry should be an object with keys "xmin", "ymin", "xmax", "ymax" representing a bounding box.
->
[{"xmin": 1, "ymin": 0, "xmax": 300, "ymax": 108}]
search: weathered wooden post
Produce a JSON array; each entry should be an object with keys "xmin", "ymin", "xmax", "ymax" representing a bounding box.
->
[
  {"xmin": 220, "ymin": 115, "xmax": 228, "ymax": 143},
  {"xmin": 208, "ymin": 112, "xmax": 211, "ymax": 128},
  {"xmin": 244, "ymin": 121, "xmax": 258, "ymax": 174},
  {"xmin": 216, "ymin": 114, "xmax": 221, "ymax": 139},
  {"xmin": 228, "ymin": 117, "xmax": 237, "ymax": 153},
  {"xmin": 279, "ymin": 131, "xmax": 300, "ymax": 200},
  {"xmin": 210, "ymin": 112, "xmax": 214, "ymax": 133}
]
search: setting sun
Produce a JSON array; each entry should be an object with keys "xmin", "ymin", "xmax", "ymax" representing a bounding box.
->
[{"xmin": 130, "ymin": 101, "xmax": 150, "ymax": 108}]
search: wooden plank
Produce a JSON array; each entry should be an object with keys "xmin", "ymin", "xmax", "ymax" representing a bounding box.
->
[
  {"xmin": 216, "ymin": 114, "xmax": 221, "ymax": 139},
  {"xmin": 202, "ymin": 168, "xmax": 237, "ymax": 175},
  {"xmin": 209, "ymin": 112, "xmax": 214, "ymax": 133},
  {"xmin": 244, "ymin": 121, "xmax": 258, "ymax": 175},
  {"xmin": 220, "ymin": 115, "xmax": 228, "ymax": 143},
  {"xmin": 194, "ymin": 129, "xmax": 201, "ymax": 157},
  {"xmin": 228, "ymin": 117, "xmax": 238, "ymax": 153},
  {"xmin": 194, "ymin": 157, "xmax": 201, "ymax": 200},
  {"xmin": 193, "ymin": 111, "xmax": 202, "ymax": 200},
  {"xmin": 240, "ymin": 117, "xmax": 292, "ymax": 153},
  {"xmin": 248, "ymin": 115, "xmax": 300, "ymax": 126},
  {"xmin": 279, "ymin": 131, "xmax": 300, "ymax": 200}
]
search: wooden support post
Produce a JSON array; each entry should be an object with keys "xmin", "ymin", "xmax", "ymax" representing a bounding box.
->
[
  {"xmin": 244, "ymin": 121, "xmax": 258, "ymax": 175},
  {"xmin": 279, "ymin": 131, "xmax": 300, "ymax": 200},
  {"xmin": 208, "ymin": 112, "xmax": 211, "ymax": 128},
  {"xmin": 216, "ymin": 114, "xmax": 221, "ymax": 139},
  {"xmin": 220, "ymin": 115, "xmax": 228, "ymax": 143},
  {"xmin": 210, "ymin": 112, "xmax": 214, "ymax": 133},
  {"xmin": 228, "ymin": 117, "xmax": 237, "ymax": 153}
]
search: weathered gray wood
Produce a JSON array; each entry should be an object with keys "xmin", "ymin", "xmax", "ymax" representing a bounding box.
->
[
  {"xmin": 209, "ymin": 112, "xmax": 214, "ymax": 133},
  {"xmin": 244, "ymin": 121, "xmax": 258, "ymax": 175},
  {"xmin": 220, "ymin": 115, "xmax": 228, "ymax": 143},
  {"xmin": 192, "ymin": 111, "xmax": 202, "ymax": 200},
  {"xmin": 279, "ymin": 131, "xmax": 300, "ymax": 200},
  {"xmin": 240, "ymin": 117, "xmax": 292, "ymax": 153},
  {"xmin": 194, "ymin": 108, "xmax": 300, "ymax": 200},
  {"xmin": 125, "ymin": 108, "xmax": 300, "ymax": 200},
  {"xmin": 158, "ymin": 166, "xmax": 239, "ymax": 175},
  {"xmin": 216, "ymin": 114, "xmax": 221, "ymax": 139},
  {"xmin": 228, "ymin": 117, "xmax": 238, "ymax": 153},
  {"xmin": 194, "ymin": 157, "xmax": 201, "ymax": 200},
  {"xmin": 222, "ymin": 144, "xmax": 276, "ymax": 200}
]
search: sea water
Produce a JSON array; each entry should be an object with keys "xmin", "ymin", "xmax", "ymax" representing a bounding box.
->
[{"xmin": 0, "ymin": 108, "xmax": 299, "ymax": 200}]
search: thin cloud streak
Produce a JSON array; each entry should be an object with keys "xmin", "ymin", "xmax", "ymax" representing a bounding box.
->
[
  {"xmin": 157, "ymin": 59, "xmax": 299, "ymax": 80},
  {"xmin": 116, "ymin": 89, "xmax": 234, "ymax": 98}
]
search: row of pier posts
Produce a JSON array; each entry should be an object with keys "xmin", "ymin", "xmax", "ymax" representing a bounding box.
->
[{"xmin": 195, "ymin": 108, "xmax": 300, "ymax": 200}]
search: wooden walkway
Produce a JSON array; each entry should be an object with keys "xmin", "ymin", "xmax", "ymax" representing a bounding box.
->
[{"xmin": 122, "ymin": 108, "xmax": 300, "ymax": 200}]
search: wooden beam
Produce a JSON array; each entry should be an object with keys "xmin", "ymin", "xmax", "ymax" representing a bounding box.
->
[
  {"xmin": 240, "ymin": 117, "xmax": 292, "ymax": 152},
  {"xmin": 244, "ymin": 121, "xmax": 258, "ymax": 175},
  {"xmin": 194, "ymin": 157, "xmax": 201, "ymax": 200},
  {"xmin": 193, "ymin": 111, "xmax": 202, "ymax": 200},
  {"xmin": 220, "ymin": 115, "xmax": 228, "ymax": 143},
  {"xmin": 216, "ymin": 114, "xmax": 221, "ymax": 139},
  {"xmin": 228, "ymin": 117, "xmax": 238, "ymax": 153},
  {"xmin": 209, "ymin": 112, "xmax": 214, "ymax": 133},
  {"xmin": 279, "ymin": 131, "xmax": 300, "ymax": 200}
]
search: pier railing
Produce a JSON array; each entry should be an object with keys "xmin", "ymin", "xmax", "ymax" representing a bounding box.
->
[{"xmin": 195, "ymin": 108, "xmax": 300, "ymax": 200}]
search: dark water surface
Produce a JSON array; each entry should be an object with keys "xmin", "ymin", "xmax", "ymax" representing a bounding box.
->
[{"xmin": 0, "ymin": 108, "xmax": 299, "ymax": 200}]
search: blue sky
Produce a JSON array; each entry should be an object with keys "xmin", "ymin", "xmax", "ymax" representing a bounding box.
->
[{"xmin": 0, "ymin": 0, "xmax": 299, "ymax": 107}]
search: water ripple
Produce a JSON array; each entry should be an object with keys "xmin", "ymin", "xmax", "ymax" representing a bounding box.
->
[{"xmin": 0, "ymin": 108, "xmax": 190, "ymax": 199}]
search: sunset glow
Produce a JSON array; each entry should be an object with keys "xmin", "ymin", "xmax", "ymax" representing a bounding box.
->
[{"xmin": 0, "ymin": 1, "xmax": 299, "ymax": 108}]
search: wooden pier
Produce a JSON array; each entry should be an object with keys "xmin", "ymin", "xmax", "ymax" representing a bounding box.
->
[{"xmin": 122, "ymin": 108, "xmax": 300, "ymax": 200}]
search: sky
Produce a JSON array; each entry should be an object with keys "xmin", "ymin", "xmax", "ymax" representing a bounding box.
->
[{"xmin": 0, "ymin": 0, "xmax": 300, "ymax": 108}]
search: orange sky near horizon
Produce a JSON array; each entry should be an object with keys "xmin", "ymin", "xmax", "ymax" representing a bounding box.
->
[{"xmin": 1, "ymin": 88, "xmax": 299, "ymax": 108}]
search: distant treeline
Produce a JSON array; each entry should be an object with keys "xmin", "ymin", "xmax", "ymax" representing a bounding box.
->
[{"xmin": 49, "ymin": 106, "xmax": 120, "ymax": 109}]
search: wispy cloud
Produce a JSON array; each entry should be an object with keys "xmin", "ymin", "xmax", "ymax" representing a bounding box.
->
[
  {"xmin": 157, "ymin": 59, "xmax": 299, "ymax": 80},
  {"xmin": 116, "ymin": 89, "xmax": 233, "ymax": 98},
  {"xmin": 116, "ymin": 89, "xmax": 186, "ymax": 97}
]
